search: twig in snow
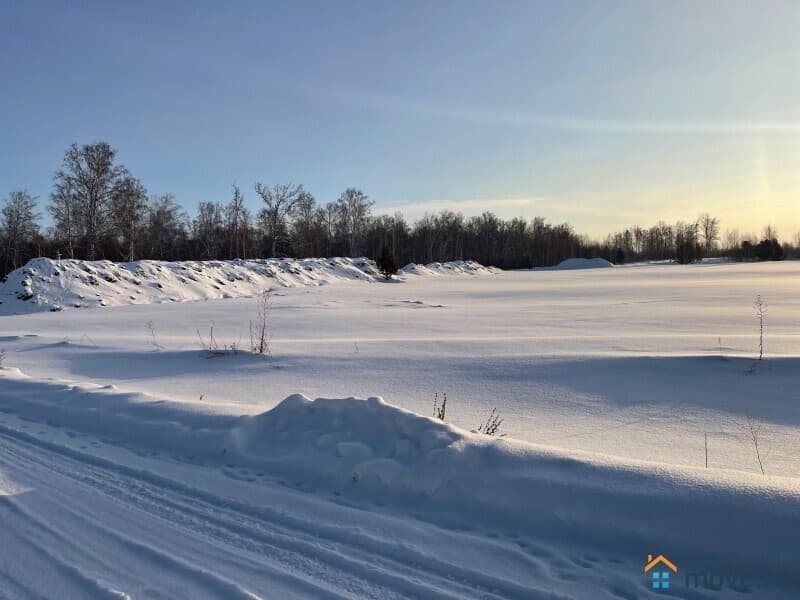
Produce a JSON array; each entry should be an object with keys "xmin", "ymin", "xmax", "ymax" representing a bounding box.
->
[
  {"xmin": 146, "ymin": 320, "xmax": 164, "ymax": 350},
  {"xmin": 745, "ymin": 414, "xmax": 766, "ymax": 476},
  {"xmin": 477, "ymin": 408, "xmax": 505, "ymax": 436}
]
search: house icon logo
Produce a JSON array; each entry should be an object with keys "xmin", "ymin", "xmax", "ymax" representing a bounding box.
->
[{"xmin": 644, "ymin": 554, "xmax": 677, "ymax": 591}]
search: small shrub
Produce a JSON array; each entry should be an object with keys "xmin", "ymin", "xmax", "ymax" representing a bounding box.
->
[
  {"xmin": 249, "ymin": 289, "xmax": 272, "ymax": 356},
  {"xmin": 196, "ymin": 326, "xmax": 239, "ymax": 357},
  {"xmin": 476, "ymin": 408, "xmax": 505, "ymax": 436}
]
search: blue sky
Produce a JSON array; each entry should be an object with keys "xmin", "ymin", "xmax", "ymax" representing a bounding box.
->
[{"xmin": 1, "ymin": 0, "xmax": 798, "ymax": 237}]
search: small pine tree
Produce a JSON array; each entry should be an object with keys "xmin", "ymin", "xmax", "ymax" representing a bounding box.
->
[{"xmin": 377, "ymin": 245, "xmax": 398, "ymax": 280}]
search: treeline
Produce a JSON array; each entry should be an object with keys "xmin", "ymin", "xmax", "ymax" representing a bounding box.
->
[
  {"xmin": 600, "ymin": 216, "xmax": 797, "ymax": 263},
  {"xmin": 1, "ymin": 142, "xmax": 798, "ymax": 278}
]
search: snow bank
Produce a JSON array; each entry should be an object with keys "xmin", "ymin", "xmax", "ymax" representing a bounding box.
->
[
  {"xmin": 0, "ymin": 257, "xmax": 494, "ymax": 313},
  {"xmin": 1, "ymin": 368, "xmax": 797, "ymax": 588},
  {"xmin": 399, "ymin": 260, "xmax": 498, "ymax": 276},
  {"xmin": 551, "ymin": 257, "xmax": 614, "ymax": 270}
]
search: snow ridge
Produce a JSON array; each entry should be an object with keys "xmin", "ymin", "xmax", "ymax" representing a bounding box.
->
[{"xmin": 0, "ymin": 257, "xmax": 494, "ymax": 314}]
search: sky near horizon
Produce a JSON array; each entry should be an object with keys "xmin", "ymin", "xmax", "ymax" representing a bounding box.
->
[{"xmin": 1, "ymin": 0, "xmax": 798, "ymax": 239}]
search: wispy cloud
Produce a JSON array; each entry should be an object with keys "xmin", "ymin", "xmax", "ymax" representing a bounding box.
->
[
  {"xmin": 320, "ymin": 86, "xmax": 800, "ymax": 135},
  {"xmin": 382, "ymin": 196, "xmax": 543, "ymax": 218},
  {"xmin": 384, "ymin": 197, "xmax": 547, "ymax": 216},
  {"xmin": 381, "ymin": 195, "xmax": 620, "ymax": 223}
]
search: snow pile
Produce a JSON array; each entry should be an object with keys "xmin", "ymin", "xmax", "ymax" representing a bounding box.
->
[
  {"xmin": 0, "ymin": 257, "xmax": 495, "ymax": 313},
  {"xmin": 399, "ymin": 260, "xmax": 498, "ymax": 276},
  {"xmin": 551, "ymin": 257, "xmax": 614, "ymax": 270},
  {"xmin": 226, "ymin": 394, "xmax": 464, "ymax": 495}
]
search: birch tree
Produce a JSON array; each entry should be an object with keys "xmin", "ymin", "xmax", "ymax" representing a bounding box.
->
[
  {"xmin": 255, "ymin": 183, "xmax": 303, "ymax": 257},
  {"xmin": 51, "ymin": 142, "xmax": 126, "ymax": 260},
  {"xmin": 112, "ymin": 174, "xmax": 148, "ymax": 262},
  {"xmin": 1, "ymin": 190, "xmax": 40, "ymax": 271},
  {"xmin": 336, "ymin": 188, "xmax": 373, "ymax": 257}
]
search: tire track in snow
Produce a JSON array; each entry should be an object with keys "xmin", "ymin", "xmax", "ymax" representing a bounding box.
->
[
  {"xmin": 0, "ymin": 498, "xmax": 130, "ymax": 599},
  {"xmin": 0, "ymin": 425, "xmax": 571, "ymax": 600}
]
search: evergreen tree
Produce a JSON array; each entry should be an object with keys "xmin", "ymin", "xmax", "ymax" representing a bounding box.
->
[{"xmin": 377, "ymin": 244, "xmax": 398, "ymax": 280}]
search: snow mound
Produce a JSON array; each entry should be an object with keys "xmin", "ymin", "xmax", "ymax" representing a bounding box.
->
[
  {"xmin": 227, "ymin": 394, "xmax": 464, "ymax": 493},
  {"xmin": 552, "ymin": 257, "xmax": 614, "ymax": 270},
  {"xmin": 0, "ymin": 257, "xmax": 495, "ymax": 313},
  {"xmin": 399, "ymin": 260, "xmax": 498, "ymax": 276}
]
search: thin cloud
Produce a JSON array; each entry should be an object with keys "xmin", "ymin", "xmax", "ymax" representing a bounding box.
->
[
  {"xmin": 382, "ymin": 197, "xmax": 543, "ymax": 219},
  {"xmin": 381, "ymin": 196, "xmax": 619, "ymax": 223},
  {"xmin": 322, "ymin": 86, "xmax": 800, "ymax": 135}
]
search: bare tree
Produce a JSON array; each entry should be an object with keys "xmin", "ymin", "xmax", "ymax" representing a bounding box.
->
[
  {"xmin": 238, "ymin": 205, "xmax": 254, "ymax": 259},
  {"xmin": 320, "ymin": 201, "xmax": 338, "ymax": 257},
  {"xmin": 49, "ymin": 178, "xmax": 78, "ymax": 258},
  {"xmin": 291, "ymin": 191, "xmax": 318, "ymax": 257},
  {"xmin": 112, "ymin": 175, "xmax": 148, "ymax": 262},
  {"xmin": 255, "ymin": 183, "xmax": 303, "ymax": 257},
  {"xmin": 698, "ymin": 213, "xmax": 720, "ymax": 256},
  {"xmin": 51, "ymin": 142, "xmax": 127, "ymax": 260},
  {"xmin": 723, "ymin": 228, "xmax": 741, "ymax": 253},
  {"xmin": 193, "ymin": 201, "xmax": 225, "ymax": 259},
  {"xmin": 226, "ymin": 184, "xmax": 249, "ymax": 259},
  {"xmin": 146, "ymin": 193, "xmax": 187, "ymax": 260},
  {"xmin": 1, "ymin": 190, "xmax": 40, "ymax": 271},
  {"xmin": 336, "ymin": 188, "xmax": 373, "ymax": 257}
]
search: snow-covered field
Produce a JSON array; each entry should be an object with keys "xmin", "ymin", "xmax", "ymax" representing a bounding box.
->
[{"xmin": 0, "ymin": 259, "xmax": 798, "ymax": 599}]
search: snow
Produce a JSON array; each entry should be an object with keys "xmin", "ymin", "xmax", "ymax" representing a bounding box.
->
[
  {"xmin": 399, "ymin": 261, "xmax": 500, "ymax": 277},
  {"xmin": 550, "ymin": 257, "xmax": 615, "ymax": 270},
  {"xmin": 0, "ymin": 258, "xmax": 799, "ymax": 598},
  {"xmin": 0, "ymin": 257, "xmax": 494, "ymax": 314}
]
